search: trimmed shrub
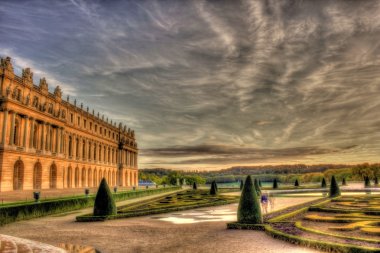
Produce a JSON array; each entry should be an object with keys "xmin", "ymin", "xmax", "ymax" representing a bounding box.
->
[
  {"xmin": 237, "ymin": 176, "xmax": 262, "ymax": 224},
  {"xmin": 254, "ymin": 178, "xmax": 261, "ymax": 196},
  {"xmin": 259, "ymin": 180, "xmax": 262, "ymax": 187},
  {"xmin": 273, "ymin": 178, "xmax": 278, "ymax": 189},
  {"xmin": 364, "ymin": 176, "xmax": 371, "ymax": 188},
  {"xmin": 321, "ymin": 178, "xmax": 327, "ymax": 188},
  {"xmin": 342, "ymin": 177, "xmax": 347, "ymax": 186},
  {"xmin": 210, "ymin": 181, "xmax": 217, "ymax": 195},
  {"xmin": 240, "ymin": 180, "xmax": 244, "ymax": 191},
  {"xmin": 215, "ymin": 181, "xmax": 218, "ymax": 192},
  {"xmin": 294, "ymin": 179, "xmax": 299, "ymax": 187},
  {"xmin": 329, "ymin": 175, "xmax": 341, "ymax": 198},
  {"xmin": 93, "ymin": 178, "xmax": 117, "ymax": 216},
  {"xmin": 375, "ymin": 176, "xmax": 379, "ymax": 186},
  {"xmin": 193, "ymin": 182, "xmax": 198, "ymax": 190}
]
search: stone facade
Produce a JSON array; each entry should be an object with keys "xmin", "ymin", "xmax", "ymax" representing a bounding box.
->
[{"xmin": 0, "ymin": 56, "xmax": 138, "ymax": 192}]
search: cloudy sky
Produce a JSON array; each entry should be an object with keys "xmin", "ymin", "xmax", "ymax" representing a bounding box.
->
[{"xmin": 1, "ymin": 0, "xmax": 380, "ymax": 170}]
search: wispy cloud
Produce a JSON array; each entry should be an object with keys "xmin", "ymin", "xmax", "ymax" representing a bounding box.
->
[{"xmin": 1, "ymin": 0, "xmax": 380, "ymax": 169}]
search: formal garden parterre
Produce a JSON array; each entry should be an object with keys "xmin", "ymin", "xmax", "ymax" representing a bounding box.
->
[{"xmin": 227, "ymin": 176, "xmax": 380, "ymax": 253}]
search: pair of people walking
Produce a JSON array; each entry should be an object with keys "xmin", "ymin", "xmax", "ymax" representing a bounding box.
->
[{"xmin": 260, "ymin": 192, "xmax": 275, "ymax": 214}]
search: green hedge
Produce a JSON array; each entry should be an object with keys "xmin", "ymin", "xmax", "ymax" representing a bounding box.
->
[
  {"xmin": 0, "ymin": 186, "xmax": 180, "ymax": 226},
  {"xmin": 265, "ymin": 225, "xmax": 379, "ymax": 253},
  {"xmin": 226, "ymin": 222, "xmax": 265, "ymax": 230}
]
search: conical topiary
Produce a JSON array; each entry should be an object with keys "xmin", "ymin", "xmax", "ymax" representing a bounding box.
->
[
  {"xmin": 342, "ymin": 178, "xmax": 347, "ymax": 186},
  {"xmin": 273, "ymin": 178, "xmax": 278, "ymax": 189},
  {"xmin": 240, "ymin": 180, "xmax": 244, "ymax": 191},
  {"xmin": 210, "ymin": 181, "xmax": 217, "ymax": 195},
  {"xmin": 93, "ymin": 178, "xmax": 116, "ymax": 216},
  {"xmin": 237, "ymin": 175, "xmax": 262, "ymax": 224},
  {"xmin": 375, "ymin": 176, "xmax": 379, "ymax": 186},
  {"xmin": 254, "ymin": 178, "xmax": 261, "ymax": 196},
  {"xmin": 294, "ymin": 179, "xmax": 299, "ymax": 187},
  {"xmin": 193, "ymin": 182, "xmax": 197, "ymax": 190},
  {"xmin": 329, "ymin": 175, "xmax": 341, "ymax": 198},
  {"xmin": 215, "ymin": 181, "xmax": 218, "ymax": 192},
  {"xmin": 259, "ymin": 180, "xmax": 262, "ymax": 187},
  {"xmin": 321, "ymin": 178, "xmax": 327, "ymax": 188},
  {"xmin": 364, "ymin": 176, "xmax": 371, "ymax": 188}
]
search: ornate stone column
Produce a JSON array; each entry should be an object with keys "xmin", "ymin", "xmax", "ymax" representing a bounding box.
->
[{"xmin": 1, "ymin": 109, "xmax": 9, "ymax": 145}]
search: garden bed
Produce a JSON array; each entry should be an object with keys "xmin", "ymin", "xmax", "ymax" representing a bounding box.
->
[{"xmin": 76, "ymin": 189, "xmax": 240, "ymax": 222}]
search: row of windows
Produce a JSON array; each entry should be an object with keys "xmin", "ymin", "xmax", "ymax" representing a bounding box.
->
[{"xmin": 69, "ymin": 113, "xmax": 120, "ymax": 141}]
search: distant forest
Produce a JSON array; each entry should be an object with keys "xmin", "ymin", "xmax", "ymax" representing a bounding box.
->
[{"xmin": 140, "ymin": 163, "xmax": 380, "ymax": 185}]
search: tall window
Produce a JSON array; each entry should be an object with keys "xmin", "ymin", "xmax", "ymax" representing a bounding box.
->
[
  {"xmin": 13, "ymin": 119, "xmax": 20, "ymax": 146},
  {"xmin": 33, "ymin": 124, "xmax": 38, "ymax": 149},
  {"xmin": 82, "ymin": 140, "xmax": 86, "ymax": 159},
  {"xmin": 68, "ymin": 136, "xmax": 72, "ymax": 157}
]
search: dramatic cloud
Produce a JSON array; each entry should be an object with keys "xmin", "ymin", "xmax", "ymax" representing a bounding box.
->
[{"xmin": 1, "ymin": 0, "xmax": 380, "ymax": 169}]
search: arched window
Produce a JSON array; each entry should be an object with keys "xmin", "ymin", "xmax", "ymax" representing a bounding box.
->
[
  {"xmin": 49, "ymin": 164, "xmax": 57, "ymax": 189},
  {"xmin": 75, "ymin": 167, "xmax": 79, "ymax": 187},
  {"xmin": 88, "ymin": 168, "xmax": 92, "ymax": 187},
  {"xmin": 81, "ymin": 168, "xmax": 86, "ymax": 187},
  {"xmin": 67, "ymin": 167, "xmax": 72, "ymax": 188},
  {"xmin": 33, "ymin": 162, "xmax": 42, "ymax": 189},
  {"xmin": 99, "ymin": 145, "xmax": 101, "ymax": 161},
  {"xmin": 13, "ymin": 160, "xmax": 24, "ymax": 190},
  {"xmin": 93, "ymin": 169, "xmax": 97, "ymax": 186},
  {"xmin": 94, "ymin": 145, "xmax": 97, "ymax": 161}
]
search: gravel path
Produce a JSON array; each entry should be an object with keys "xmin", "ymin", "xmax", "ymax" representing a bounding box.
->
[{"xmin": 0, "ymin": 194, "xmax": 322, "ymax": 253}]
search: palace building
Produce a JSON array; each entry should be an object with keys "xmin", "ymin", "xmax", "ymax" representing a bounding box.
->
[{"xmin": 0, "ymin": 56, "xmax": 138, "ymax": 192}]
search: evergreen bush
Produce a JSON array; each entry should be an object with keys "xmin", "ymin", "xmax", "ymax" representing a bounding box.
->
[
  {"xmin": 240, "ymin": 180, "xmax": 244, "ymax": 191},
  {"xmin": 210, "ymin": 181, "xmax": 217, "ymax": 195},
  {"xmin": 193, "ymin": 182, "xmax": 197, "ymax": 190},
  {"xmin": 93, "ymin": 178, "xmax": 117, "ymax": 216},
  {"xmin": 375, "ymin": 176, "xmax": 379, "ymax": 186},
  {"xmin": 364, "ymin": 176, "xmax": 371, "ymax": 188},
  {"xmin": 273, "ymin": 178, "xmax": 278, "ymax": 189},
  {"xmin": 237, "ymin": 175, "xmax": 262, "ymax": 224},
  {"xmin": 329, "ymin": 175, "xmax": 341, "ymax": 198},
  {"xmin": 294, "ymin": 179, "xmax": 299, "ymax": 187},
  {"xmin": 259, "ymin": 180, "xmax": 262, "ymax": 187},
  {"xmin": 342, "ymin": 178, "xmax": 347, "ymax": 186},
  {"xmin": 321, "ymin": 178, "xmax": 327, "ymax": 188}
]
